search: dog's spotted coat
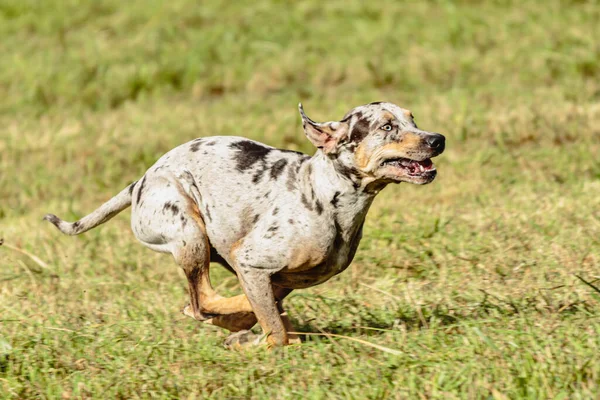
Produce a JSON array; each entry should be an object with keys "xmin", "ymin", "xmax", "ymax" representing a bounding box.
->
[{"xmin": 45, "ymin": 102, "xmax": 445, "ymax": 348}]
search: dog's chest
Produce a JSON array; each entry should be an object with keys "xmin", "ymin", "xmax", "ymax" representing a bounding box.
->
[{"xmin": 271, "ymin": 222, "xmax": 364, "ymax": 289}]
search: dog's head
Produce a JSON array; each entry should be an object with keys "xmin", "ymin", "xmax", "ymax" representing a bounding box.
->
[{"xmin": 299, "ymin": 102, "xmax": 445, "ymax": 185}]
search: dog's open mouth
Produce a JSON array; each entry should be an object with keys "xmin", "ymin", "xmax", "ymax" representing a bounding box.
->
[{"xmin": 380, "ymin": 157, "xmax": 435, "ymax": 176}]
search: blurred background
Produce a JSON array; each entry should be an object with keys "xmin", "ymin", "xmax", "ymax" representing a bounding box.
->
[{"xmin": 1, "ymin": 0, "xmax": 599, "ymax": 398}]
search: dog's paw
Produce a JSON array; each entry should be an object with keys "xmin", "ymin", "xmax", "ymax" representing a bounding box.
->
[{"xmin": 223, "ymin": 330, "xmax": 266, "ymax": 350}]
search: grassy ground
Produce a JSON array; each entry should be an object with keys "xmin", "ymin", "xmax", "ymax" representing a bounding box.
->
[{"xmin": 1, "ymin": 0, "xmax": 600, "ymax": 398}]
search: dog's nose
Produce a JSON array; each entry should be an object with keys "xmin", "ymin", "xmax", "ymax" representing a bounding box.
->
[{"xmin": 426, "ymin": 134, "xmax": 445, "ymax": 151}]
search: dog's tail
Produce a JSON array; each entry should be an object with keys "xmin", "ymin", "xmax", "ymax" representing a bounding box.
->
[{"xmin": 43, "ymin": 181, "xmax": 137, "ymax": 236}]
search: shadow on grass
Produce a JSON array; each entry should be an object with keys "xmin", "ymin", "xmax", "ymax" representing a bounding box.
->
[
  {"xmin": 286, "ymin": 291, "xmax": 597, "ymax": 337},
  {"xmin": 286, "ymin": 295, "xmax": 464, "ymax": 337}
]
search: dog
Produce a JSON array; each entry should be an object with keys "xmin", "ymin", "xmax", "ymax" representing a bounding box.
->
[{"xmin": 44, "ymin": 102, "xmax": 445, "ymax": 348}]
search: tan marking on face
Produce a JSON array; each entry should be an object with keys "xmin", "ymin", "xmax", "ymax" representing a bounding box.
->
[
  {"xmin": 354, "ymin": 132, "xmax": 424, "ymax": 172},
  {"xmin": 381, "ymin": 132, "xmax": 422, "ymax": 153},
  {"xmin": 403, "ymin": 109, "xmax": 413, "ymax": 119},
  {"xmin": 381, "ymin": 111, "xmax": 395, "ymax": 121},
  {"xmin": 354, "ymin": 140, "xmax": 371, "ymax": 169}
]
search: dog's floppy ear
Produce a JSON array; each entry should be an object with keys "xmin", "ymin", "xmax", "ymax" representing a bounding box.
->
[{"xmin": 299, "ymin": 103, "xmax": 349, "ymax": 154}]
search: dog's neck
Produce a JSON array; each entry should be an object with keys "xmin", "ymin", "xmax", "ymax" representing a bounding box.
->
[{"xmin": 298, "ymin": 151, "xmax": 382, "ymax": 239}]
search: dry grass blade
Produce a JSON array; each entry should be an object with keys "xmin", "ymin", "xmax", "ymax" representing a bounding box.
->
[
  {"xmin": 575, "ymin": 274, "xmax": 600, "ymax": 295},
  {"xmin": 0, "ymin": 239, "xmax": 50, "ymax": 270},
  {"xmin": 359, "ymin": 282, "xmax": 403, "ymax": 302},
  {"xmin": 289, "ymin": 331, "xmax": 404, "ymax": 356}
]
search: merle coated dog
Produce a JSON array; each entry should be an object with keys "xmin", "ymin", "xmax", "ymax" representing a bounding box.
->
[{"xmin": 45, "ymin": 102, "xmax": 445, "ymax": 348}]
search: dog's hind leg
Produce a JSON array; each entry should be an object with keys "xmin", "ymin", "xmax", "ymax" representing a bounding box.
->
[
  {"xmin": 177, "ymin": 239, "xmax": 254, "ymax": 320},
  {"xmin": 131, "ymin": 173, "xmax": 253, "ymax": 321}
]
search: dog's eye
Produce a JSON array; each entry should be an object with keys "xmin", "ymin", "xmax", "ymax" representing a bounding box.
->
[{"xmin": 381, "ymin": 124, "xmax": 393, "ymax": 131}]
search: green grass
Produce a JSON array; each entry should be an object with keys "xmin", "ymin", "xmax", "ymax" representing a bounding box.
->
[{"xmin": 1, "ymin": 0, "xmax": 600, "ymax": 398}]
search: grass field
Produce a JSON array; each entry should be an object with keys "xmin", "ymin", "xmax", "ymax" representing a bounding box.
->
[{"xmin": 1, "ymin": 0, "xmax": 600, "ymax": 398}]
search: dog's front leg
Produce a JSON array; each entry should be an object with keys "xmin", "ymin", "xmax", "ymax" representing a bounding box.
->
[
  {"xmin": 225, "ymin": 269, "xmax": 288, "ymax": 348},
  {"xmin": 208, "ymin": 286, "xmax": 301, "ymax": 345},
  {"xmin": 274, "ymin": 287, "xmax": 301, "ymax": 345}
]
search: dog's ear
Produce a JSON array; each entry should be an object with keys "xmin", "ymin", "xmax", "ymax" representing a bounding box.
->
[{"xmin": 299, "ymin": 103, "xmax": 349, "ymax": 154}]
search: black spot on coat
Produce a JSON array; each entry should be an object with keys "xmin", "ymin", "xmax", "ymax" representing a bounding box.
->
[
  {"xmin": 190, "ymin": 138, "xmax": 204, "ymax": 152},
  {"xmin": 252, "ymin": 164, "xmax": 269, "ymax": 183},
  {"xmin": 44, "ymin": 214, "xmax": 60, "ymax": 227},
  {"xmin": 136, "ymin": 176, "xmax": 146, "ymax": 204},
  {"xmin": 350, "ymin": 117, "xmax": 370, "ymax": 144},
  {"xmin": 163, "ymin": 202, "xmax": 179, "ymax": 216},
  {"xmin": 286, "ymin": 164, "xmax": 298, "ymax": 191},
  {"xmin": 333, "ymin": 217, "xmax": 344, "ymax": 249},
  {"xmin": 128, "ymin": 180, "xmax": 138, "ymax": 195},
  {"xmin": 300, "ymin": 193, "xmax": 313, "ymax": 211},
  {"xmin": 315, "ymin": 200, "xmax": 323, "ymax": 215},
  {"xmin": 331, "ymin": 191, "xmax": 341, "ymax": 207},
  {"xmin": 270, "ymin": 159, "xmax": 288, "ymax": 180},
  {"xmin": 229, "ymin": 140, "xmax": 272, "ymax": 171},
  {"xmin": 335, "ymin": 164, "xmax": 362, "ymax": 186}
]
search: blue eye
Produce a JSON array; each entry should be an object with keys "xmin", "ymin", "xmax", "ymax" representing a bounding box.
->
[{"xmin": 381, "ymin": 124, "xmax": 393, "ymax": 131}]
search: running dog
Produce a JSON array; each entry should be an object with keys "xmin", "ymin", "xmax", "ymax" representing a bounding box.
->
[{"xmin": 45, "ymin": 102, "xmax": 445, "ymax": 348}]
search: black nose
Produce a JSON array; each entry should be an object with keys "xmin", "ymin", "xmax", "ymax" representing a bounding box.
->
[{"xmin": 426, "ymin": 134, "xmax": 445, "ymax": 152}]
